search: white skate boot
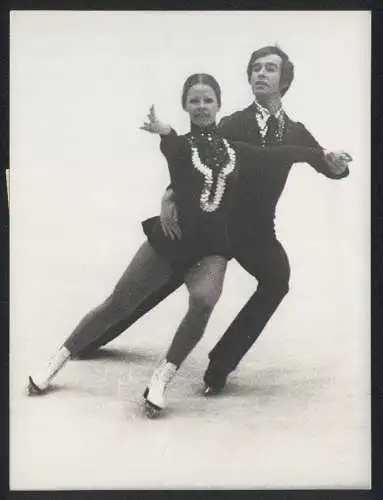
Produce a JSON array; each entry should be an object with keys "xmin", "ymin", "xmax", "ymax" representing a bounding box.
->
[
  {"xmin": 143, "ymin": 360, "xmax": 177, "ymax": 418},
  {"xmin": 27, "ymin": 346, "xmax": 71, "ymax": 395}
]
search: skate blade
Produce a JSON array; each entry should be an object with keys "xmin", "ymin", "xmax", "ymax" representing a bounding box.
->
[
  {"xmin": 26, "ymin": 376, "xmax": 44, "ymax": 396},
  {"xmin": 203, "ymin": 385, "xmax": 217, "ymax": 397},
  {"xmin": 143, "ymin": 400, "xmax": 162, "ymax": 419}
]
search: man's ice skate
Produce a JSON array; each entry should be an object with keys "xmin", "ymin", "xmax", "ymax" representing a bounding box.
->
[
  {"xmin": 143, "ymin": 360, "xmax": 177, "ymax": 418},
  {"xmin": 26, "ymin": 346, "xmax": 70, "ymax": 396},
  {"xmin": 203, "ymin": 361, "xmax": 229, "ymax": 396}
]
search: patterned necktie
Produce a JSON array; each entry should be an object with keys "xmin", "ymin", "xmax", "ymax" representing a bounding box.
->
[{"xmin": 264, "ymin": 115, "xmax": 279, "ymax": 146}]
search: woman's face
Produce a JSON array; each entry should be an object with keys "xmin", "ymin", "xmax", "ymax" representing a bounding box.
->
[{"xmin": 184, "ymin": 84, "xmax": 220, "ymax": 127}]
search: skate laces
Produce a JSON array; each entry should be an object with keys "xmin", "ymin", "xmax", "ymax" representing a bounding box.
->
[{"xmin": 153, "ymin": 361, "xmax": 177, "ymax": 387}]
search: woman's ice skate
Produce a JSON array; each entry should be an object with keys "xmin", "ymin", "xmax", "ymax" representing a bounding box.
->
[
  {"xmin": 26, "ymin": 346, "xmax": 70, "ymax": 396},
  {"xmin": 143, "ymin": 360, "xmax": 177, "ymax": 418}
]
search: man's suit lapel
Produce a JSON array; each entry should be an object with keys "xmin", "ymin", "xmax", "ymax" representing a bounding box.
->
[{"xmin": 241, "ymin": 105, "xmax": 300, "ymax": 146}]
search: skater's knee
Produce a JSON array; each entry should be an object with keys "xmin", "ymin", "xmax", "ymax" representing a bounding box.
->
[
  {"xmin": 275, "ymin": 278, "xmax": 289, "ymax": 298},
  {"xmin": 189, "ymin": 285, "xmax": 222, "ymax": 313},
  {"xmin": 261, "ymin": 276, "xmax": 289, "ymax": 300}
]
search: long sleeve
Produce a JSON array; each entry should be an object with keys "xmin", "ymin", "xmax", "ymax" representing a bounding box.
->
[
  {"xmin": 233, "ymin": 141, "xmax": 327, "ymax": 174},
  {"xmin": 159, "ymin": 128, "xmax": 180, "ymax": 162},
  {"xmin": 295, "ymin": 122, "xmax": 324, "ymax": 149},
  {"xmin": 295, "ymin": 123, "xmax": 349, "ymax": 180},
  {"xmin": 159, "ymin": 129, "xmax": 184, "ymax": 191},
  {"xmin": 217, "ymin": 115, "xmax": 243, "ymax": 142}
]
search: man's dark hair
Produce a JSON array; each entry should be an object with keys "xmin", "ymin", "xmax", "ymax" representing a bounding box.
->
[
  {"xmin": 181, "ymin": 73, "xmax": 222, "ymax": 110},
  {"xmin": 246, "ymin": 45, "xmax": 294, "ymax": 96}
]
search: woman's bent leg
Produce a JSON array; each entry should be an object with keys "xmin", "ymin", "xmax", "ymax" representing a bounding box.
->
[
  {"xmin": 144, "ymin": 255, "xmax": 227, "ymax": 413},
  {"xmin": 166, "ymin": 255, "xmax": 227, "ymax": 367}
]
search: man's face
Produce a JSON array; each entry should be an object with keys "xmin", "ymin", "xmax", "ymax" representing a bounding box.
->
[{"xmin": 249, "ymin": 53, "xmax": 283, "ymax": 100}]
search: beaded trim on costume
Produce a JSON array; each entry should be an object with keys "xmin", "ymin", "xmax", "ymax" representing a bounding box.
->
[
  {"xmin": 255, "ymin": 109, "xmax": 286, "ymax": 146},
  {"xmin": 188, "ymin": 135, "xmax": 236, "ymax": 213}
]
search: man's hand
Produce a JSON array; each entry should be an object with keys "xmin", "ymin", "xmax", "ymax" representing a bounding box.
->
[
  {"xmin": 140, "ymin": 105, "xmax": 172, "ymax": 136},
  {"xmin": 324, "ymin": 150, "xmax": 353, "ymax": 176},
  {"xmin": 160, "ymin": 189, "xmax": 182, "ymax": 240}
]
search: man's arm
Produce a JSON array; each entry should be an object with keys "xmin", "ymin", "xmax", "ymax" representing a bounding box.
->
[
  {"xmin": 160, "ymin": 186, "xmax": 182, "ymax": 240},
  {"xmin": 295, "ymin": 122, "xmax": 324, "ymax": 149},
  {"xmin": 234, "ymin": 142, "xmax": 330, "ymax": 178},
  {"xmin": 295, "ymin": 122, "xmax": 351, "ymax": 179},
  {"xmin": 217, "ymin": 114, "xmax": 243, "ymax": 142}
]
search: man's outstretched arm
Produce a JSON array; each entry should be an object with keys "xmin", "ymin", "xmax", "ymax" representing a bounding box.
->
[{"xmin": 296, "ymin": 122, "xmax": 351, "ymax": 179}]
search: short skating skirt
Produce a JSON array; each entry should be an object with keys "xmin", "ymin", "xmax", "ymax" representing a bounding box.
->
[{"xmin": 142, "ymin": 216, "xmax": 232, "ymax": 272}]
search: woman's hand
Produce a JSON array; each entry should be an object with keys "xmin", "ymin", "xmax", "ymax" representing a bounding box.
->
[
  {"xmin": 324, "ymin": 150, "xmax": 353, "ymax": 175},
  {"xmin": 140, "ymin": 105, "xmax": 172, "ymax": 135}
]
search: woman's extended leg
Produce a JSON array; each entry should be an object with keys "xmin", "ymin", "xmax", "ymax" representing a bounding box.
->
[
  {"xmin": 144, "ymin": 255, "xmax": 227, "ymax": 414},
  {"xmin": 28, "ymin": 241, "xmax": 177, "ymax": 394},
  {"xmin": 74, "ymin": 274, "xmax": 184, "ymax": 357}
]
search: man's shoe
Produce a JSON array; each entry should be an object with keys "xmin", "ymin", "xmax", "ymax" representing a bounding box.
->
[
  {"xmin": 203, "ymin": 384, "xmax": 224, "ymax": 396},
  {"xmin": 203, "ymin": 362, "xmax": 229, "ymax": 396}
]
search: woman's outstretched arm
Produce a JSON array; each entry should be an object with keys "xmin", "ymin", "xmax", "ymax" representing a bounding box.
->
[
  {"xmin": 141, "ymin": 105, "xmax": 182, "ymax": 239},
  {"xmin": 140, "ymin": 104, "xmax": 183, "ymax": 162}
]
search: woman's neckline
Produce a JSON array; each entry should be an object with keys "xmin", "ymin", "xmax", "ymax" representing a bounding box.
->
[{"xmin": 190, "ymin": 122, "xmax": 217, "ymax": 136}]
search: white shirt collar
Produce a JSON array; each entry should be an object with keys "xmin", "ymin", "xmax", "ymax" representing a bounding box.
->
[{"xmin": 254, "ymin": 99, "xmax": 283, "ymax": 120}]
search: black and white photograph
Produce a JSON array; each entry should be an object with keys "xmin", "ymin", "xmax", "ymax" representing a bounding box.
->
[{"xmin": 10, "ymin": 10, "xmax": 370, "ymax": 490}]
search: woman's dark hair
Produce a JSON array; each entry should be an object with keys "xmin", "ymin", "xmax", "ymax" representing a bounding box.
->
[
  {"xmin": 181, "ymin": 73, "xmax": 222, "ymax": 109},
  {"xmin": 246, "ymin": 45, "xmax": 294, "ymax": 96}
]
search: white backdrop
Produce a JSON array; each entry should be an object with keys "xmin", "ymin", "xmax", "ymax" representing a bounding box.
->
[{"xmin": 10, "ymin": 11, "xmax": 370, "ymax": 490}]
